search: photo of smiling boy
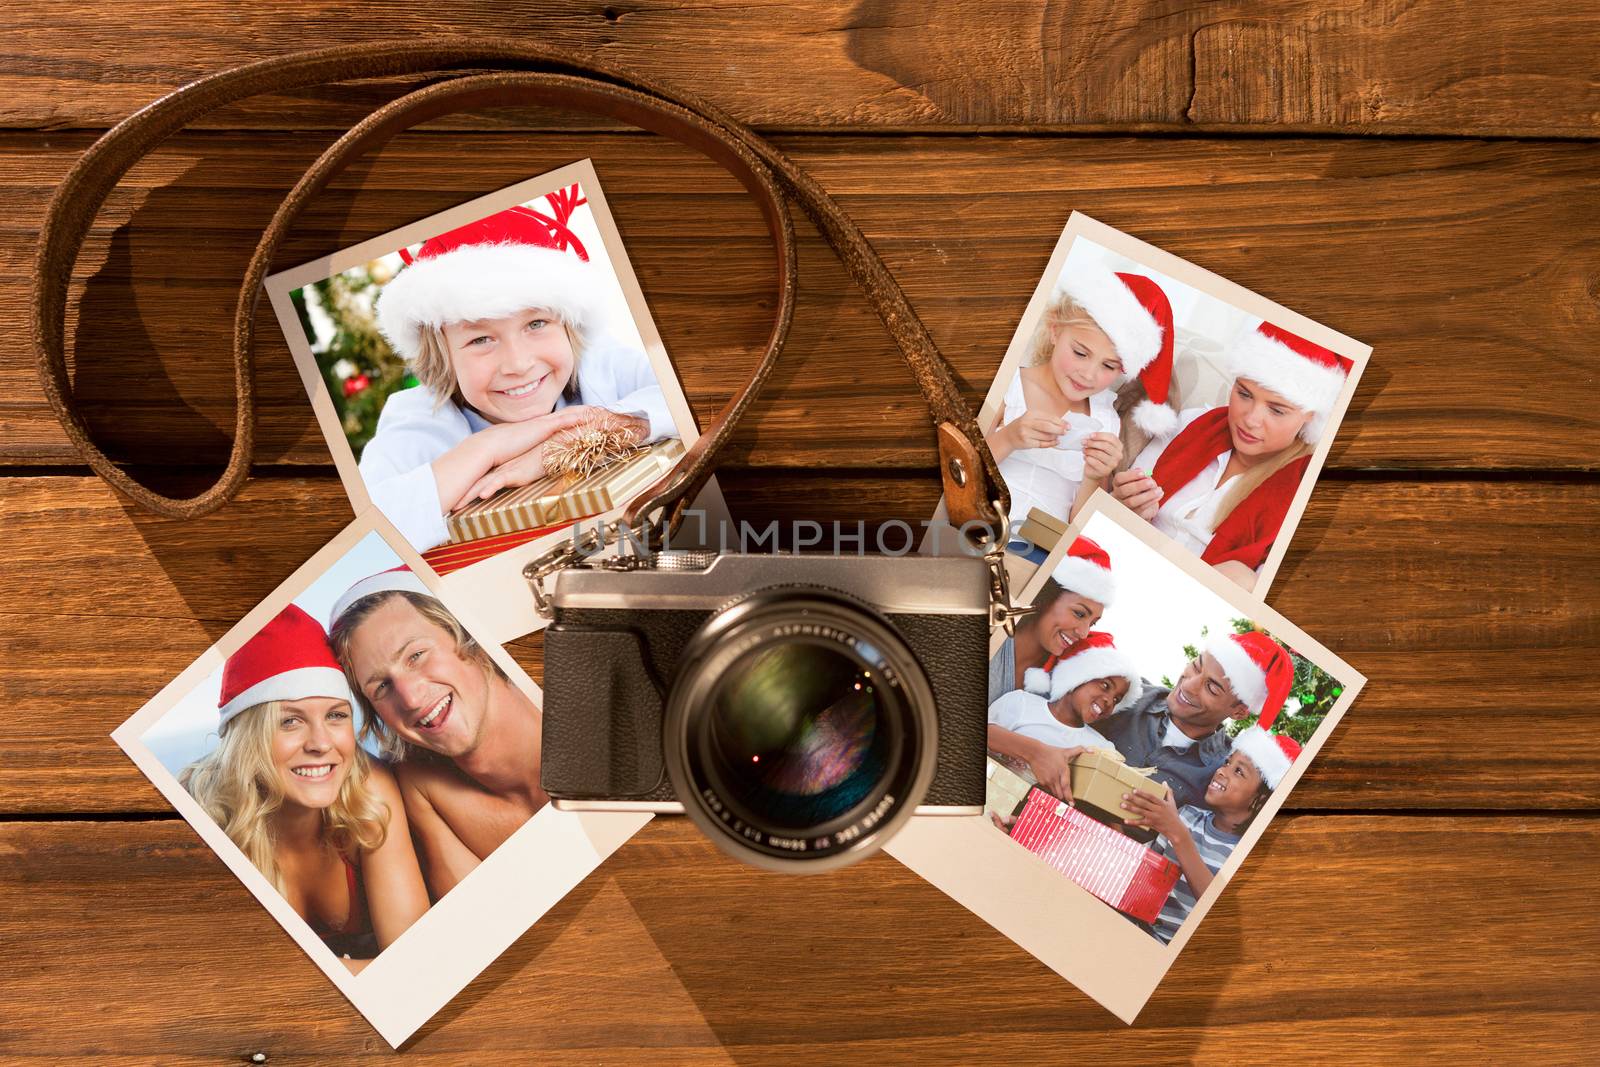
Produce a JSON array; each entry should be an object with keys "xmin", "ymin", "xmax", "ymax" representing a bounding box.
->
[{"xmin": 328, "ymin": 568, "xmax": 546, "ymax": 900}]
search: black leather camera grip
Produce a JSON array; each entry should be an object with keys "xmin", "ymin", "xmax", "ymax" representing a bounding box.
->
[
  {"xmin": 32, "ymin": 39, "xmax": 1010, "ymax": 542},
  {"xmin": 540, "ymin": 628, "xmax": 670, "ymax": 800}
]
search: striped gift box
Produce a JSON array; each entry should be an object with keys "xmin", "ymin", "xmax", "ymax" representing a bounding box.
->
[
  {"xmin": 1007, "ymin": 787, "xmax": 1181, "ymax": 924},
  {"xmin": 445, "ymin": 438, "xmax": 685, "ymax": 545}
]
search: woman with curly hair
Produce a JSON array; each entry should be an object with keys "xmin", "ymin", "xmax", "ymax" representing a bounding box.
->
[{"xmin": 181, "ymin": 604, "xmax": 429, "ymax": 971}]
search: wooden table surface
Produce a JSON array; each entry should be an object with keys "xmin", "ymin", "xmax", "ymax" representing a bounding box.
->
[{"xmin": 4, "ymin": 3, "xmax": 1597, "ymax": 1062}]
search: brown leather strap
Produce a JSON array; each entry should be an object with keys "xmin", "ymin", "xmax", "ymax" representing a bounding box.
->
[{"xmin": 31, "ymin": 39, "xmax": 1009, "ymax": 540}]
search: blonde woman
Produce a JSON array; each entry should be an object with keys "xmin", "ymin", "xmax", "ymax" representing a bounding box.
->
[
  {"xmin": 1111, "ymin": 321, "xmax": 1352, "ymax": 587},
  {"xmin": 181, "ymin": 604, "xmax": 429, "ymax": 972},
  {"xmin": 987, "ymin": 264, "xmax": 1177, "ymax": 538},
  {"xmin": 358, "ymin": 194, "xmax": 677, "ymax": 552}
]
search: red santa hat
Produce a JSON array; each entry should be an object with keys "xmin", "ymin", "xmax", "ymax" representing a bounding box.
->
[
  {"xmin": 1205, "ymin": 630, "xmax": 1295, "ymax": 729},
  {"xmin": 218, "ymin": 604, "xmax": 353, "ymax": 728},
  {"xmin": 1057, "ymin": 265, "xmax": 1178, "ymax": 438},
  {"xmin": 1050, "ymin": 535, "xmax": 1116, "ymax": 608},
  {"xmin": 376, "ymin": 186, "xmax": 602, "ymax": 366},
  {"xmin": 328, "ymin": 565, "xmax": 437, "ymax": 629},
  {"xmin": 1226, "ymin": 321, "xmax": 1353, "ymax": 444},
  {"xmin": 1231, "ymin": 725, "xmax": 1302, "ymax": 790},
  {"xmin": 1023, "ymin": 631, "xmax": 1144, "ymax": 709}
]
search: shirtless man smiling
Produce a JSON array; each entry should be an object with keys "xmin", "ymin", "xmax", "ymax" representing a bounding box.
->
[{"xmin": 330, "ymin": 570, "xmax": 547, "ymax": 899}]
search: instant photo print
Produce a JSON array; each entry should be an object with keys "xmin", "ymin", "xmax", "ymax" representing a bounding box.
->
[
  {"xmin": 926, "ymin": 213, "xmax": 1370, "ymax": 596},
  {"xmin": 888, "ymin": 491, "xmax": 1365, "ymax": 1023},
  {"xmin": 110, "ymin": 511, "xmax": 651, "ymax": 1047},
  {"xmin": 265, "ymin": 159, "xmax": 728, "ymax": 642}
]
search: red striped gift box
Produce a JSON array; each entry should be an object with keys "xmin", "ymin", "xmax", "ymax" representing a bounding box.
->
[{"xmin": 1008, "ymin": 787, "xmax": 1181, "ymax": 924}]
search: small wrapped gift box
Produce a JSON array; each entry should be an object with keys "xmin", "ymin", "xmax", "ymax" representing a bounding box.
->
[
  {"xmin": 445, "ymin": 438, "xmax": 684, "ymax": 545},
  {"xmin": 1068, "ymin": 748, "xmax": 1169, "ymax": 819},
  {"xmin": 985, "ymin": 756, "xmax": 1035, "ymax": 820},
  {"xmin": 1008, "ymin": 787, "xmax": 1181, "ymax": 924},
  {"xmin": 1017, "ymin": 506, "xmax": 1068, "ymax": 553}
]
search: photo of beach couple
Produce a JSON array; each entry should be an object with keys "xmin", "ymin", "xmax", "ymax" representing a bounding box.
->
[
  {"xmin": 268, "ymin": 161, "xmax": 702, "ymax": 580},
  {"xmin": 984, "ymin": 505, "xmax": 1353, "ymax": 945},
  {"xmin": 972, "ymin": 215, "xmax": 1368, "ymax": 593},
  {"xmin": 140, "ymin": 533, "xmax": 547, "ymax": 972}
]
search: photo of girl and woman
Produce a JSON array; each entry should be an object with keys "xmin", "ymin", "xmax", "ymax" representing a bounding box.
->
[
  {"xmin": 982, "ymin": 501, "xmax": 1359, "ymax": 946},
  {"xmin": 966, "ymin": 214, "xmax": 1369, "ymax": 593},
  {"xmin": 137, "ymin": 531, "xmax": 551, "ymax": 972},
  {"xmin": 267, "ymin": 161, "xmax": 699, "ymax": 578}
]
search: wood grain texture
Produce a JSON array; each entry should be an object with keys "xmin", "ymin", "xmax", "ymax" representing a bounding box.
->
[
  {"xmin": 5, "ymin": 132, "xmax": 1598, "ymax": 471},
  {"xmin": 4, "ymin": 473, "xmax": 1596, "ymax": 814},
  {"xmin": 2, "ymin": 816, "xmax": 1595, "ymax": 1060},
  {"xmin": 3, "ymin": 1, "xmax": 1597, "ymax": 136}
]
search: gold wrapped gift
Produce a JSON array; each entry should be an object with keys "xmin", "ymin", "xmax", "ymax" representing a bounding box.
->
[
  {"xmin": 1068, "ymin": 748, "xmax": 1169, "ymax": 816},
  {"xmin": 446, "ymin": 438, "xmax": 684, "ymax": 545},
  {"xmin": 985, "ymin": 756, "xmax": 1035, "ymax": 821}
]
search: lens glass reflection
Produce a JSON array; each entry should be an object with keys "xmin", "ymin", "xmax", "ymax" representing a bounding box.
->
[{"xmin": 706, "ymin": 640, "xmax": 892, "ymax": 831}]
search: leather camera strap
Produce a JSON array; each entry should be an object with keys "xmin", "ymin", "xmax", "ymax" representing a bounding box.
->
[{"xmin": 31, "ymin": 39, "xmax": 1009, "ymax": 543}]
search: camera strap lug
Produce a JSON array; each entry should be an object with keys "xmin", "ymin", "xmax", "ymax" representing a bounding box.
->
[
  {"xmin": 984, "ymin": 542, "xmax": 1036, "ymax": 637},
  {"xmin": 522, "ymin": 517, "xmax": 661, "ymax": 620}
]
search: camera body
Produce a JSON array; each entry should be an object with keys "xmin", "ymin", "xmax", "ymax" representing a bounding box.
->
[{"xmin": 541, "ymin": 551, "xmax": 991, "ymax": 869}]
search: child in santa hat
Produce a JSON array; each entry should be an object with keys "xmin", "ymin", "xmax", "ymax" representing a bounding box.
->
[
  {"xmin": 986, "ymin": 631, "xmax": 1143, "ymax": 797},
  {"xmin": 1121, "ymin": 726, "xmax": 1300, "ymax": 944},
  {"xmin": 1110, "ymin": 321, "xmax": 1353, "ymax": 588},
  {"xmin": 987, "ymin": 264, "xmax": 1179, "ymax": 536},
  {"xmin": 361, "ymin": 189, "xmax": 679, "ymax": 551},
  {"xmin": 180, "ymin": 604, "xmax": 429, "ymax": 970}
]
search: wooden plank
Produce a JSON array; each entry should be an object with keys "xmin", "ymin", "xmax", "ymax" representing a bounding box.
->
[
  {"xmin": 1, "ymin": 816, "xmax": 1595, "ymax": 1061},
  {"xmin": 4, "ymin": 132, "xmax": 1598, "ymax": 471},
  {"xmin": 2, "ymin": 473, "xmax": 1596, "ymax": 814},
  {"xmin": 3, "ymin": 2, "xmax": 1597, "ymax": 136}
]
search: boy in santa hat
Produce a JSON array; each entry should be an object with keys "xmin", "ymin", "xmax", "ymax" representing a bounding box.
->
[
  {"xmin": 988, "ymin": 264, "xmax": 1179, "ymax": 541},
  {"xmin": 1110, "ymin": 321, "xmax": 1352, "ymax": 588},
  {"xmin": 361, "ymin": 189, "xmax": 679, "ymax": 551},
  {"xmin": 1120, "ymin": 725, "xmax": 1301, "ymax": 944},
  {"xmin": 1092, "ymin": 629, "xmax": 1292, "ymax": 810},
  {"xmin": 986, "ymin": 631, "xmax": 1142, "ymax": 798}
]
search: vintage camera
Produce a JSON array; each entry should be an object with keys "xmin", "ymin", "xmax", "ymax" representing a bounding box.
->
[{"xmin": 540, "ymin": 551, "xmax": 991, "ymax": 871}]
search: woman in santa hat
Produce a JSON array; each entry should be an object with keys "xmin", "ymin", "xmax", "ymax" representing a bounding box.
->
[
  {"xmin": 361, "ymin": 189, "xmax": 679, "ymax": 551},
  {"xmin": 181, "ymin": 604, "xmax": 430, "ymax": 970},
  {"xmin": 987, "ymin": 264, "xmax": 1178, "ymax": 541},
  {"xmin": 1111, "ymin": 320, "xmax": 1353, "ymax": 587},
  {"xmin": 985, "ymin": 630, "xmax": 1143, "ymax": 798}
]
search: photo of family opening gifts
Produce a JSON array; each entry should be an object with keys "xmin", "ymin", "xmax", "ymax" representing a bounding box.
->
[{"xmin": 944, "ymin": 213, "xmax": 1370, "ymax": 594}]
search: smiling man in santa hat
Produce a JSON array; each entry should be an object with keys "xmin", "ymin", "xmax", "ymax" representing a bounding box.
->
[
  {"xmin": 1093, "ymin": 629, "xmax": 1294, "ymax": 810},
  {"xmin": 329, "ymin": 567, "xmax": 547, "ymax": 900}
]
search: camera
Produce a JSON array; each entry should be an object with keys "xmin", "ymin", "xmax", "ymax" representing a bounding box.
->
[{"xmin": 539, "ymin": 551, "xmax": 991, "ymax": 871}]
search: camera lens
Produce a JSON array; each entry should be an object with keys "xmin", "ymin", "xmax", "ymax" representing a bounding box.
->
[
  {"xmin": 704, "ymin": 641, "xmax": 893, "ymax": 831},
  {"xmin": 663, "ymin": 589, "xmax": 939, "ymax": 871}
]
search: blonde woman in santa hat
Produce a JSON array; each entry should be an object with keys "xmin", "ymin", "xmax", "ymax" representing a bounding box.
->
[
  {"xmin": 180, "ymin": 605, "xmax": 430, "ymax": 971},
  {"xmin": 987, "ymin": 265, "xmax": 1178, "ymax": 542},
  {"xmin": 989, "ymin": 535, "xmax": 1117, "ymax": 709},
  {"xmin": 985, "ymin": 631, "xmax": 1142, "ymax": 800},
  {"xmin": 362, "ymin": 189, "xmax": 679, "ymax": 551},
  {"xmin": 1121, "ymin": 725, "xmax": 1301, "ymax": 944},
  {"xmin": 1111, "ymin": 321, "xmax": 1353, "ymax": 588}
]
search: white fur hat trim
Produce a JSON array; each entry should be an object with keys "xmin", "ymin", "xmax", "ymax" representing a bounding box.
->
[
  {"xmin": 1232, "ymin": 725, "xmax": 1294, "ymax": 790},
  {"xmin": 376, "ymin": 243, "xmax": 603, "ymax": 364},
  {"xmin": 1226, "ymin": 329, "xmax": 1348, "ymax": 444},
  {"xmin": 1205, "ymin": 634, "xmax": 1268, "ymax": 716},
  {"xmin": 1047, "ymin": 646, "xmax": 1144, "ymax": 709},
  {"xmin": 329, "ymin": 569, "xmax": 437, "ymax": 629},
  {"xmin": 1023, "ymin": 667, "xmax": 1052, "ymax": 696},
  {"xmin": 1051, "ymin": 555, "xmax": 1116, "ymax": 609},
  {"xmin": 1058, "ymin": 263, "xmax": 1164, "ymax": 380},
  {"xmin": 218, "ymin": 666, "xmax": 354, "ymax": 728}
]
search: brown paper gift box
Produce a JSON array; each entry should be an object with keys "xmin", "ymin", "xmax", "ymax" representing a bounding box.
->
[
  {"xmin": 985, "ymin": 756, "xmax": 1036, "ymax": 820},
  {"xmin": 1068, "ymin": 749, "xmax": 1169, "ymax": 817}
]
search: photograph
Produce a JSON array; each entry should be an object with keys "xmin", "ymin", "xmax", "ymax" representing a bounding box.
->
[
  {"xmin": 941, "ymin": 213, "xmax": 1370, "ymax": 595},
  {"xmin": 886, "ymin": 491, "xmax": 1363, "ymax": 1022},
  {"xmin": 265, "ymin": 160, "xmax": 722, "ymax": 638},
  {"xmin": 112, "ymin": 515, "xmax": 650, "ymax": 1046}
]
